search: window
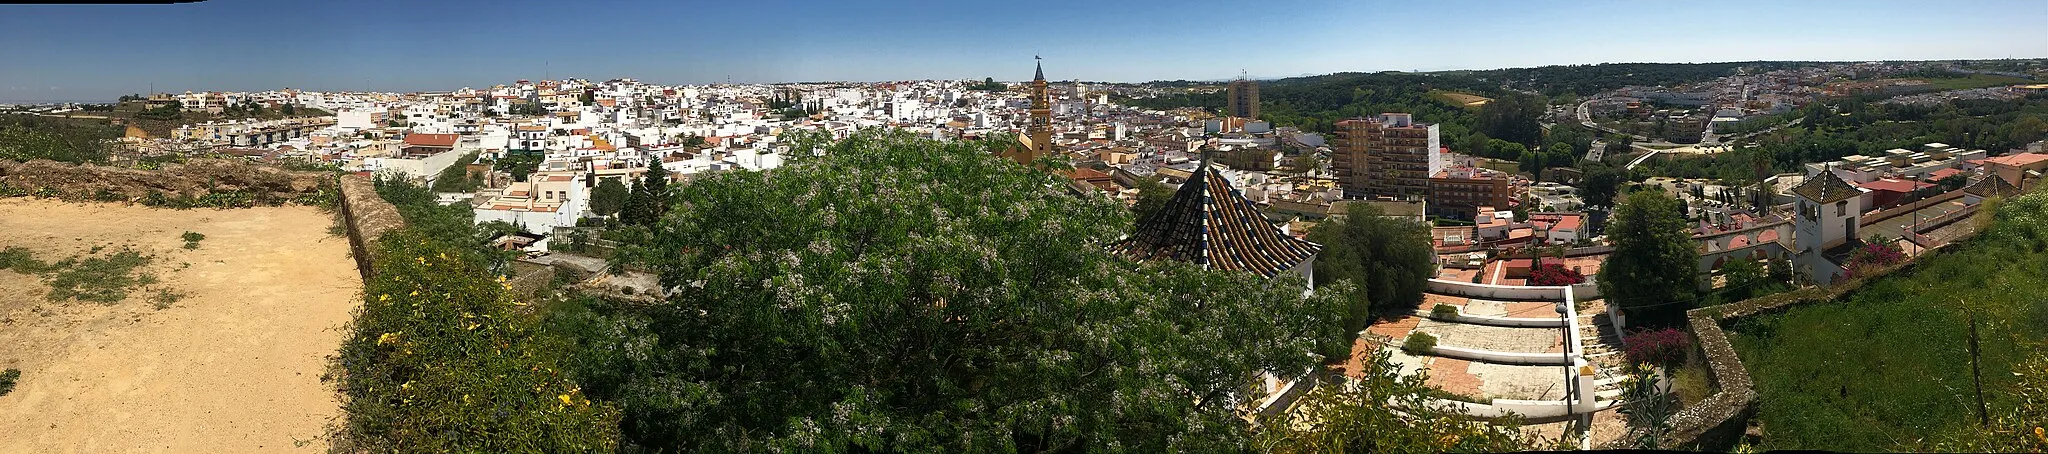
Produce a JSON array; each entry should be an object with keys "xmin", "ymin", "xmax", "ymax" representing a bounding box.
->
[{"xmin": 1835, "ymin": 201, "xmax": 1846, "ymax": 217}]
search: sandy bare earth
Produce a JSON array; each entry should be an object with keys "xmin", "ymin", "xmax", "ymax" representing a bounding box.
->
[{"xmin": 0, "ymin": 198, "xmax": 360, "ymax": 453}]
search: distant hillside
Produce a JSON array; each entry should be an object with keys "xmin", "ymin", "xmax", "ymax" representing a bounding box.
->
[
  {"xmin": 1116, "ymin": 71, "xmax": 1509, "ymax": 136},
  {"xmin": 1464, "ymin": 62, "xmax": 1816, "ymax": 97}
]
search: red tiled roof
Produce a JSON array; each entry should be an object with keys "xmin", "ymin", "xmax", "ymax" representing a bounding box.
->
[
  {"xmin": 1928, "ymin": 168, "xmax": 1964, "ymax": 180},
  {"xmin": 402, "ymin": 133, "xmax": 458, "ymax": 148},
  {"xmin": 1554, "ymin": 215, "xmax": 1582, "ymax": 231}
]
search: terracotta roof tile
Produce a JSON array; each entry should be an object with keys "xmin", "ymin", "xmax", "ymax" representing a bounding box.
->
[
  {"xmin": 1112, "ymin": 161, "xmax": 1322, "ymax": 278},
  {"xmin": 1793, "ymin": 171, "xmax": 1861, "ymax": 203}
]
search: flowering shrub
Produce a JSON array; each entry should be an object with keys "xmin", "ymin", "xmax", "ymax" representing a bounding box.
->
[
  {"xmin": 1842, "ymin": 239, "xmax": 1907, "ymax": 280},
  {"xmin": 1623, "ymin": 327, "xmax": 1692, "ymax": 367},
  {"xmin": 1529, "ymin": 263, "xmax": 1586, "ymax": 286},
  {"xmin": 334, "ymin": 230, "xmax": 619, "ymax": 452}
]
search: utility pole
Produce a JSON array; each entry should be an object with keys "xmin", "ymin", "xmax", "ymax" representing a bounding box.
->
[{"xmin": 1967, "ymin": 307, "xmax": 1989, "ymax": 426}]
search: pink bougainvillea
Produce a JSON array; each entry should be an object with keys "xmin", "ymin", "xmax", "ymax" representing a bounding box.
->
[
  {"xmin": 1623, "ymin": 327, "xmax": 1692, "ymax": 366},
  {"xmin": 1530, "ymin": 263, "xmax": 1586, "ymax": 286}
]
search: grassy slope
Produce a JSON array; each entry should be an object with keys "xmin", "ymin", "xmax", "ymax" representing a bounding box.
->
[
  {"xmin": 1730, "ymin": 194, "xmax": 2048, "ymax": 451},
  {"xmin": 1917, "ymin": 74, "xmax": 2036, "ymax": 91}
]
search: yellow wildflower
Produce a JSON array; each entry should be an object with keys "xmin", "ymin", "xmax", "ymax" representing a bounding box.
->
[
  {"xmin": 2037, "ymin": 426, "xmax": 2045, "ymax": 441},
  {"xmin": 466, "ymin": 322, "xmax": 480, "ymax": 330},
  {"xmin": 558, "ymin": 394, "xmax": 573, "ymax": 406},
  {"xmin": 377, "ymin": 332, "xmax": 401, "ymax": 345},
  {"xmin": 415, "ymin": 256, "xmax": 426, "ymax": 264},
  {"xmin": 377, "ymin": 294, "xmax": 389, "ymax": 302}
]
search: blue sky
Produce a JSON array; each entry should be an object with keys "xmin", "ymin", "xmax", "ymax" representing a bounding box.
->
[{"xmin": 2, "ymin": 0, "xmax": 2044, "ymax": 102}]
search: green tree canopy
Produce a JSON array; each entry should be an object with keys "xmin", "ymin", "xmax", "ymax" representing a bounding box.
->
[
  {"xmin": 1597, "ymin": 189, "xmax": 1699, "ymax": 326},
  {"xmin": 619, "ymin": 158, "xmax": 669, "ymax": 226},
  {"xmin": 1477, "ymin": 93, "xmax": 1546, "ymax": 147},
  {"xmin": 585, "ymin": 129, "xmax": 1353, "ymax": 451},
  {"xmin": 588, "ymin": 177, "xmax": 628, "ymax": 218},
  {"xmin": 493, "ymin": 153, "xmax": 542, "ymax": 182},
  {"xmin": 1130, "ymin": 174, "xmax": 1174, "ymax": 222},
  {"xmin": 1306, "ymin": 202, "xmax": 1437, "ymax": 333},
  {"xmin": 1580, "ymin": 162, "xmax": 1628, "ymax": 209}
]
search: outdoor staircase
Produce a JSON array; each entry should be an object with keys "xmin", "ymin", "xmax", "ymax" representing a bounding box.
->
[{"xmin": 1577, "ymin": 310, "xmax": 1636, "ymax": 397}]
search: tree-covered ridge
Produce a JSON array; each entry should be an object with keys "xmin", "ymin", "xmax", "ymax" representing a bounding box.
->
[
  {"xmin": 1636, "ymin": 94, "xmax": 2048, "ymax": 182},
  {"xmin": 1116, "ymin": 71, "xmax": 1538, "ymax": 147},
  {"xmin": 1468, "ymin": 61, "xmax": 1811, "ymax": 97},
  {"xmin": 573, "ymin": 129, "xmax": 1353, "ymax": 451}
]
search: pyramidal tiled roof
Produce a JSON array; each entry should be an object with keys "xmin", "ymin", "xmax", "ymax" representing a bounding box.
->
[
  {"xmin": 1792, "ymin": 169, "xmax": 1861, "ymax": 204},
  {"xmin": 1963, "ymin": 174, "xmax": 2021, "ymax": 198},
  {"xmin": 1113, "ymin": 159, "xmax": 1322, "ymax": 278}
]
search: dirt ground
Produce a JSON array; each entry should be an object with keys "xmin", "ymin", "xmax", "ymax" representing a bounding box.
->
[{"xmin": 0, "ymin": 198, "xmax": 358, "ymax": 453}]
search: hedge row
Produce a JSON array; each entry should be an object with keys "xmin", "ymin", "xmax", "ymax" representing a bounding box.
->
[
  {"xmin": 0, "ymin": 179, "xmax": 339, "ymax": 210},
  {"xmin": 333, "ymin": 229, "xmax": 619, "ymax": 453}
]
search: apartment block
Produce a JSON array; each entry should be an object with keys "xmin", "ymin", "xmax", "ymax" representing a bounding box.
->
[
  {"xmin": 1331, "ymin": 113, "xmax": 1443, "ymax": 199},
  {"xmin": 1428, "ymin": 165, "xmax": 1513, "ymax": 219}
]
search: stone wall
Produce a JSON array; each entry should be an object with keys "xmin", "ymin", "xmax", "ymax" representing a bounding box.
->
[{"xmin": 337, "ymin": 174, "xmax": 405, "ymax": 281}]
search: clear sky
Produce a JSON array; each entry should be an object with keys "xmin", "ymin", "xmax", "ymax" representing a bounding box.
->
[{"xmin": 2, "ymin": 0, "xmax": 2044, "ymax": 102}]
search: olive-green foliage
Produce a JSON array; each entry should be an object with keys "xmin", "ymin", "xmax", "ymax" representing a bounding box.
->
[
  {"xmin": 1430, "ymin": 303, "xmax": 1459, "ymax": 319},
  {"xmin": 0, "ymin": 114, "xmax": 121, "ymax": 163},
  {"xmin": 374, "ymin": 175, "xmax": 480, "ymax": 247},
  {"xmin": 578, "ymin": 129, "xmax": 1353, "ymax": 451},
  {"xmin": 0, "ymin": 368, "xmax": 18, "ymax": 397},
  {"xmin": 181, "ymin": 231, "xmax": 205, "ymax": 250},
  {"xmin": 1401, "ymin": 332, "xmax": 1437, "ymax": 355},
  {"xmin": 1130, "ymin": 174, "xmax": 1173, "ymax": 222},
  {"xmin": 494, "ymin": 153, "xmax": 543, "ymax": 183},
  {"xmin": 2, "ymin": 246, "xmax": 155, "ymax": 304},
  {"xmin": 1717, "ymin": 257, "xmax": 1786, "ymax": 302},
  {"xmin": 1598, "ymin": 190, "xmax": 1700, "ymax": 327},
  {"xmin": 0, "ymin": 246, "xmax": 46, "ymax": 273},
  {"xmin": 1256, "ymin": 348, "xmax": 1542, "ymax": 453},
  {"xmin": 587, "ymin": 177, "xmax": 628, "ymax": 218},
  {"xmin": 431, "ymin": 151, "xmax": 483, "ymax": 192},
  {"xmin": 617, "ymin": 158, "xmax": 668, "ymax": 227},
  {"xmin": 333, "ymin": 229, "xmax": 620, "ymax": 453},
  {"xmin": 1731, "ymin": 192, "xmax": 2048, "ymax": 451},
  {"xmin": 1308, "ymin": 202, "xmax": 1436, "ymax": 332}
]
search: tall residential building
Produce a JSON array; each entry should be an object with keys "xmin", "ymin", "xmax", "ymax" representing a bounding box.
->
[
  {"xmin": 1330, "ymin": 113, "xmax": 1443, "ymax": 199},
  {"xmin": 999, "ymin": 58, "xmax": 1055, "ymax": 165},
  {"xmin": 1226, "ymin": 77, "xmax": 1259, "ymax": 119},
  {"xmin": 1428, "ymin": 165, "xmax": 1513, "ymax": 219}
]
